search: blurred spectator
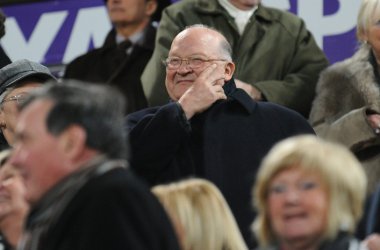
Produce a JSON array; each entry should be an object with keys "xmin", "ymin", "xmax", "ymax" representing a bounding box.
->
[
  {"xmin": 253, "ymin": 135, "xmax": 368, "ymax": 250},
  {"xmin": 127, "ymin": 25, "xmax": 314, "ymax": 248},
  {"xmin": 10, "ymin": 81, "xmax": 180, "ymax": 250},
  {"xmin": 0, "ymin": 9, "xmax": 11, "ymax": 68},
  {"xmin": 309, "ymin": 0, "xmax": 380, "ymax": 194},
  {"xmin": 141, "ymin": 0, "xmax": 328, "ymax": 117},
  {"xmin": 152, "ymin": 178, "xmax": 248, "ymax": 250},
  {"xmin": 0, "ymin": 59, "xmax": 55, "ymax": 150},
  {"xmin": 64, "ymin": 0, "xmax": 170, "ymax": 114},
  {"xmin": 0, "ymin": 149, "xmax": 28, "ymax": 250}
]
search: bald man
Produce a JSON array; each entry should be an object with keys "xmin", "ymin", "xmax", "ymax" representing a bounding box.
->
[{"xmin": 127, "ymin": 25, "xmax": 315, "ymax": 248}]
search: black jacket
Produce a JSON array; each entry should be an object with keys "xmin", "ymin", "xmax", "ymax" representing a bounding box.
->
[
  {"xmin": 64, "ymin": 25, "xmax": 156, "ymax": 114},
  {"xmin": 126, "ymin": 79, "xmax": 315, "ymax": 248},
  {"xmin": 24, "ymin": 167, "xmax": 180, "ymax": 250}
]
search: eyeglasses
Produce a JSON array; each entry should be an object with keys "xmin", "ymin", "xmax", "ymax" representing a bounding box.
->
[
  {"xmin": 269, "ymin": 181, "xmax": 319, "ymax": 196},
  {"xmin": 163, "ymin": 57, "xmax": 227, "ymax": 70},
  {"xmin": 0, "ymin": 94, "xmax": 27, "ymax": 106}
]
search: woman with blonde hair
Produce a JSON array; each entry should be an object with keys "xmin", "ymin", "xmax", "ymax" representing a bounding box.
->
[
  {"xmin": 310, "ymin": 0, "xmax": 380, "ymax": 194},
  {"xmin": 253, "ymin": 135, "xmax": 368, "ymax": 250},
  {"xmin": 152, "ymin": 178, "xmax": 247, "ymax": 250}
]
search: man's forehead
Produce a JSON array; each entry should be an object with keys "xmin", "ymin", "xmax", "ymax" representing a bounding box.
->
[
  {"xmin": 18, "ymin": 99, "xmax": 53, "ymax": 126},
  {"xmin": 174, "ymin": 28, "xmax": 219, "ymax": 43},
  {"xmin": 170, "ymin": 29, "xmax": 220, "ymax": 56}
]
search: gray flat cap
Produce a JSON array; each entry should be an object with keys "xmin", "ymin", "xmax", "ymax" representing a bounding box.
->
[{"xmin": 0, "ymin": 59, "xmax": 55, "ymax": 95}]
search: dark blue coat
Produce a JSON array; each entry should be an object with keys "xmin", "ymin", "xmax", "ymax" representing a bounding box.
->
[{"xmin": 127, "ymin": 79, "xmax": 315, "ymax": 247}]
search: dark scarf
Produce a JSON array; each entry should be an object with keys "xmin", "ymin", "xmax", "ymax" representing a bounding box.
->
[{"xmin": 18, "ymin": 156, "xmax": 128, "ymax": 250}]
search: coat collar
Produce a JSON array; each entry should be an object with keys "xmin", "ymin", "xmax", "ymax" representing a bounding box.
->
[
  {"xmin": 342, "ymin": 44, "xmax": 380, "ymax": 108},
  {"xmin": 223, "ymin": 78, "xmax": 257, "ymax": 114}
]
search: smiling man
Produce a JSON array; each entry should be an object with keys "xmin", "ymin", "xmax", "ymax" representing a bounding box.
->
[
  {"xmin": 142, "ymin": 0, "xmax": 328, "ymax": 118},
  {"xmin": 127, "ymin": 25, "xmax": 315, "ymax": 248}
]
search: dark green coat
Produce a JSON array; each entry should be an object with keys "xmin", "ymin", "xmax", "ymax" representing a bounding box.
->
[{"xmin": 141, "ymin": 0, "xmax": 328, "ymax": 117}]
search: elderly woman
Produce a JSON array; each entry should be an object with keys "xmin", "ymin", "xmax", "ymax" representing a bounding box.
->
[
  {"xmin": 152, "ymin": 178, "xmax": 247, "ymax": 250},
  {"xmin": 0, "ymin": 149, "xmax": 28, "ymax": 250},
  {"xmin": 0, "ymin": 59, "xmax": 55, "ymax": 150},
  {"xmin": 252, "ymin": 135, "xmax": 368, "ymax": 250},
  {"xmin": 309, "ymin": 0, "xmax": 380, "ymax": 194}
]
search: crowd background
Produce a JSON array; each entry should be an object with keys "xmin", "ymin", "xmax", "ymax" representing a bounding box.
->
[{"xmin": 0, "ymin": 0, "xmax": 378, "ymax": 250}]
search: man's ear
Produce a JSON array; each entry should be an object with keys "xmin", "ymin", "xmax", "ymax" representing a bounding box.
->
[
  {"xmin": 224, "ymin": 62, "xmax": 235, "ymax": 81},
  {"xmin": 59, "ymin": 125, "xmax": 87, "ymax": 160},
  {"xmin": 145, "ymin": 0, "xmax": 158, "ymax": 16}
]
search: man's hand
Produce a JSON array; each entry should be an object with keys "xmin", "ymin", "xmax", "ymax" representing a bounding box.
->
[
  {"xmin": 178, "ymin": 64, "xmax": 226, "ymax": 119},
  {"xmin": 235, "ymin": 79, "xmax": 262, "ymax": 101}
]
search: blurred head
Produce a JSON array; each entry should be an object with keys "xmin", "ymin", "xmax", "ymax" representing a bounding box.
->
[
  {"xmin": 152, "ymin": 178, "xmax": 247, "ymax": 250},
  {"xmin": 357, "ymin": 0, "xmax": 380, "ymax": 57},
  {"xmin": 9, "ymin": 80, "xmax": 128, "ymax": 205},
  {"xmin": 0, "ymin": 149, "xmax": 28, "ymax": 222},
  {"xmin": 253, "ymin": 135, "xmax": 367, "ymax": 248},
  {"xmin": 106, "ymin": 0, "xmax": 157, "ymax": 27},
  {"xmin": 164, "ymin": 25, "xmax": 235, "ymax": 101},
  {"xmin": 228, "ymin": 0, "xmax": 261, "ymax": 10},
  {"xmin": 0, "ymin": 59, "xmax": 55, "ymax": 146}
]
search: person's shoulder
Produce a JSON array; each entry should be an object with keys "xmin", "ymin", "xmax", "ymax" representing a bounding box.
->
[
  {"xmin": 259, "ymin": 5, "xmax": 303, "ymax": 22},
  {"xmin": 258, "ymin": 5, "xmax": 308, "ymax": 36},
  {"xmin": 65, "ymin": 29, "xmax": 116, "ymax": 70},
  {"xmin": 83, "ymin": 167, "xmax": 151, "ymax": 197},
  {"xmin": 257, "ymin": 101, "xmax": 309, "ymax": 122},
  {"xmin": 127, "ymin": 106, "xmax": 162, "ymax": 120},
  {"xmin": 324, "ymin": 46, "xmax": 370, "ymax": 76},
  {"xmin": 318, "ymin": 47, "xmax": 371, "ymax": 88},
  {"xmin": 65, "ymin": 47, "xmax": 106, "ymax": 74},
  {"xmin": 256, "ymin": 102, "xmax": 314, "ymax": 133},
  {"xmin": 165, "ymin": 0, "xmax": 216, "ymax": 15},
  {"xmin": 166, "ymin": 0, "xmax": 202, "ymax": 9}
]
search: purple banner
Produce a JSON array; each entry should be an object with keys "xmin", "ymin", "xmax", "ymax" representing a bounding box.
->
[{"xmin": 0, "ymin": 0, "xmax": 360, "ymax": 66}]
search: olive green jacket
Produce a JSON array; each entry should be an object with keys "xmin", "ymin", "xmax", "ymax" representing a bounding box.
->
[{"xmin": 141, "ymin": 0, "xmax": 328, "ymax": 117}]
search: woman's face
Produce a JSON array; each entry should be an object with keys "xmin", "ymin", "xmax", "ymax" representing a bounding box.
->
[
  {"xmin": 362, "ymin": 10, "xmax": 380, "ymax": 62},
  {"xmin": 365, "ymin": 22, "xmax": 380, "ymax": 60},
  {"xmin": 0, "ymin": 160, "xmax": 28, "ymax": 221},
  {"xmin": 267, "ymin": 168, "xmax": 329, "ymax": 248}
]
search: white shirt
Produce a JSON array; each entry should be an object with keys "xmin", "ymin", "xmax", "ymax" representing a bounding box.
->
[{"xmin": 218, "ymin": 0, "xmax": 257, "ymax": 35}]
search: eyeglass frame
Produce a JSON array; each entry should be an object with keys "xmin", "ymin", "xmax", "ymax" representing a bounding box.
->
[
  {"xmin": 0, "ymin": 93, "xmax": 27, "ymax": 106},
  {"xmin": 162, "ymin": 56, "xmax": 228, "ymax": 70}
]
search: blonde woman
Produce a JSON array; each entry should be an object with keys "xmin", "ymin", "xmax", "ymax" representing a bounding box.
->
[
  {"xmin": 152, "ymin": 178, "xmax": 247, "ymax": 250},
  {"xmin": 253, "ymin": 135, "xmax": 368, "ymax": 250},
  {"xmin": 310, "ymin": 0, "xmax": 380, "ymax": 194}
]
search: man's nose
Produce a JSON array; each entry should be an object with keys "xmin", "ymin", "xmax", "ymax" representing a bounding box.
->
[{"xmin": 176, "ymin": 60, "xmax": 192, "ymax": 73}]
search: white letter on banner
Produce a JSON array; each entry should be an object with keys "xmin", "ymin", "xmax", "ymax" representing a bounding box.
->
[
  {"xmin": 298, "ymin": 0, "xmax": 361, "ymax": 48},
  {"xmin": 63, "ymin": 6, "xmax": 111, "ymax": 63},
  {"xmin": 262, "ymin": 0, "xmax": 290, "ymax": 10},
  {"xmin": 1, "ymin": 11, "xmax": 68, "ymax": 62}
]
